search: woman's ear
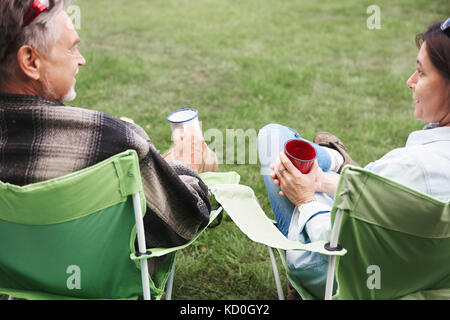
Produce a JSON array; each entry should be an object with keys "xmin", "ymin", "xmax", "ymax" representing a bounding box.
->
[{"xmin": 16, "ymin": 45, "xmax": 42, "ymax": 81}]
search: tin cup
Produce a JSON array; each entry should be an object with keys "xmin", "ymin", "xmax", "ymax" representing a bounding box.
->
[
  {"xmin": 168, "ymin": 108, "xmax": 201, "ymax": 138},
  {"xmin": 284, "ymin": 139, "xmax": 317, "ymax": 174}
]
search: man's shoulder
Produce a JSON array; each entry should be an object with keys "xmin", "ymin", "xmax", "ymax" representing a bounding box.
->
[
  {"xmin": 47, "ymin": 104, "xmax": 135, "ymax": 131},
  {"xmin": 60, "ymin": 104, "xmax": 118, "ymax": 119}
]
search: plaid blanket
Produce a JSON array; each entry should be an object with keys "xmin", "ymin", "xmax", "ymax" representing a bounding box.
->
[{"xmin": 0, "ymin": 93, "xmax": 211, "ymax": 250}]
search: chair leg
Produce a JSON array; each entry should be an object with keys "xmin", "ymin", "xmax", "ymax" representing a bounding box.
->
[
  {"xmin": 268, "ymin": 246, "xmax": 285, "ymax": 300},
  {"xmin": 133, "ymin": 193, "xmax": 151, "ymax": 300},
  {"xmin": 325, "ymin": 256, "xmax": 337, "ymax": 300},
  {"xmin": 324, "ymin": 208, "xmax": 344, "ymax": 300},
  {"xmin": 165, "ymin": 255, "xmax": 177, "ymax": 300}
]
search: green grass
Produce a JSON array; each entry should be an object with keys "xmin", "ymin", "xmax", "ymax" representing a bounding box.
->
[{"xmin": 64, "ymin": 0, "xmax": 450, "ymax": 299}]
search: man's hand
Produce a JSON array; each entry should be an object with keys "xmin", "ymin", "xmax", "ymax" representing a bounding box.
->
[
  {"xmin": 120, "ymin": 116, "xmax": 135, "ymax": 124},
  {"xmin": 163, "ymin": 127, "xmax": 218, "ymax": 173}
]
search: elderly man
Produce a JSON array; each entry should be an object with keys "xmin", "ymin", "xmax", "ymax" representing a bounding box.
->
[{"xmin": 0, "ymin": 0, "xmax": 217, "ymax": 266}]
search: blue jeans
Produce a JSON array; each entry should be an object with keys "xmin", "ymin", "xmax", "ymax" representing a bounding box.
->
[{"xmin": 257, "ymin": 123, "xmax": 334, "ymax": 299}]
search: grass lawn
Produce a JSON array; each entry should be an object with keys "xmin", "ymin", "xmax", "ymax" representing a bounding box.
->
[{"xmin": 47, "ymin": 0, "xmax": 450, "ymax": 299}]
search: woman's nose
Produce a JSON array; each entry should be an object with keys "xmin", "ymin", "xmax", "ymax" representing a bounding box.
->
[{"xmin": 406, "ymin": 71, "xmax": 417, "ymax": 90}]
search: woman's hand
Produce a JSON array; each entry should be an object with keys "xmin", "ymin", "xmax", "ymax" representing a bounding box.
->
[{"xmin": 270, "ymin": 152, "xmax": 317, "ymax": 207}]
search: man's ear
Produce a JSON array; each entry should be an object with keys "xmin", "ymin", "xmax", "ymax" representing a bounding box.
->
[{"xmin": 16, "ymin": 45, "xmax": 42, "ymax": 81}]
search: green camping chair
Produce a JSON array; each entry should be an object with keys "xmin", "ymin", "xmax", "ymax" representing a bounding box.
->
[
  {"xmin": 0, "ymin": 150, "xmax": 223, "ymax": 300},
  {"xmin": 206, "ymin": 166, "xmax": 450, "ymax": 300},
  {"xmin": 326, "ymin": 166, "xmax": 450, "ymax": 300}
]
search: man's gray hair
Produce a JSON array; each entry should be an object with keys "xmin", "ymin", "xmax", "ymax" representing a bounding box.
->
[{"xmin": 0, "ymin": 0, "xmax": 72, "ymax": 87}]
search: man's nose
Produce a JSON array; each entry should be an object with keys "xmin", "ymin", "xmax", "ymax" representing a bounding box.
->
[{"xmin": 78, "ymin": 52, "xmax": 86, "ymax": 66}]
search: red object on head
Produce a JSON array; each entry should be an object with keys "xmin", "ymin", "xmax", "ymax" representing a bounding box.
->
[
  {"xmin": 0, "ymin": 0, "xmax": 50, "ymax": 61},
  {"xmin": 23, "ymin": 0, "xmax": 49, "ymax": 27}
]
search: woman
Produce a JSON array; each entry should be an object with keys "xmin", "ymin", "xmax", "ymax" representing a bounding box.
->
[{"xmin": 257, "ymin": 19, "xmax": 450, "ymax": 299}]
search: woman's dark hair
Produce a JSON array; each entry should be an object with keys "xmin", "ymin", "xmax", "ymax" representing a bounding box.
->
[{"xmin": 416, "ymin": 21, "xmax": 450, "ymax": 81}]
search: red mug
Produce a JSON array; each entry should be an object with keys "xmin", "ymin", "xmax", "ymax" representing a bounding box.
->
[{"xmin": 284, "ymin": 139, "xmax": 317, "ymax": 174}]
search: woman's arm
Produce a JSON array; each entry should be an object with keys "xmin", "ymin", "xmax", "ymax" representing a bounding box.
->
[{"xmin": 315, "ymin": 171, "xmax": 340, "ymax": 196}]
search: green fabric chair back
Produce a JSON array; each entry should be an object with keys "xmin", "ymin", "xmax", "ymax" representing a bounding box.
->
[
  {"xmin": 0, "ymin": 150, "xmax": 153, "ymax": 300},
  {"xmin": 331, "ymin": 166, "xmax": 450, "ymax": 300}
]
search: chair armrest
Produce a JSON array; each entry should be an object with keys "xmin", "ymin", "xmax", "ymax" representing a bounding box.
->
[
  {"xmin": 211, "ymin": 184, "xmax": 347, "ymax": 256},
  {"xmin": 130, "ymin": 206, "xmax": 223, "ymax": 260}
]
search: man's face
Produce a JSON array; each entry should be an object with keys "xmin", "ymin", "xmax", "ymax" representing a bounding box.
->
[{"xmin": 40, "ymin": 12, "xmax": 86, "ymax": 102}]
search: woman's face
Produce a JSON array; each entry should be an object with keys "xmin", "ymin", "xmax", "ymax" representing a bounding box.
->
[{"xmin": 406, "ymin": 42, "xmax": 450, "ymax": 125}]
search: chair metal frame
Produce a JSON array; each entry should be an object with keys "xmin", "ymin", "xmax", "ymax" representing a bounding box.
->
[
  {"xmin": 132, "ymin": 192, "xmax": 175, "ymax": 300},
  {"xmin": 266, "ymin": 209, "xmax": 344, "ymax": 300}
]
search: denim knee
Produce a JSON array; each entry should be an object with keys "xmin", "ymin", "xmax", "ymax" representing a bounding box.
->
[
  {"xmin": 257, "ymin": 123, "xmax": 292, "ymax": 142},
  {"xmin": 258, "ymin": 123, "xmax": 297, "ymax": 171}
]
